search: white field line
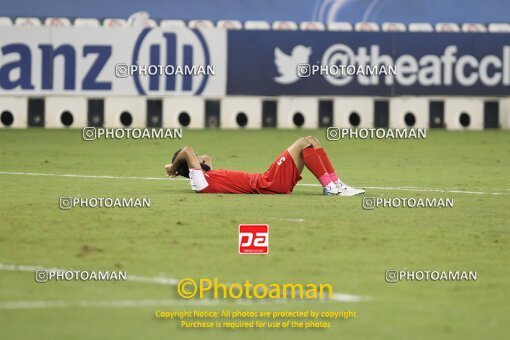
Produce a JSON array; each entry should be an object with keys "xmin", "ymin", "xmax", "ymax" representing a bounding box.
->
[
  {"xmin": 0, "ymin": 171, "xmax": 508, "ymax": 196},
  {"xmin": 0, "ymin": 171, "xmax": 168, "ymax": 181},
  {"xmin": 298, "ymin": 183, "xmax": 510, "ymax": 196},
  {"xmin": 0, "ymin": 263, "xmax": 367, "ymax": 310},
  {"xmin": 276, "ymin": 217, "xmax": 305, "ymax": 222}
]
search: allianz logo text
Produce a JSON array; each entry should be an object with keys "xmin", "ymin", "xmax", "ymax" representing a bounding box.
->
[{"xmin": 0, "ymin": 28, "xmax": 212, "ymax": 95}]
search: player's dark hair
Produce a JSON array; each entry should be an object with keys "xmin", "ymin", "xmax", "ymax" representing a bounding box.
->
[
  {"xmin": 171, "ymin": 148, "xmax": 211, "ymax": 178},
  {"xmin": 172, "ymin": 149, "xmax": 189, "ymax": 178}
]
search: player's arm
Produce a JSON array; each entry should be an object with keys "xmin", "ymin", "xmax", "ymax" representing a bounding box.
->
[
  {"xmin": 165, "ymin": 146, "xmax": 201, "ymax": 177},
  {"xmin": 197, "ymin": 154, "xmax": 213, "ymax": 170}
]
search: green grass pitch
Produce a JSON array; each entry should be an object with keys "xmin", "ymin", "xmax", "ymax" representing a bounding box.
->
[{"xmin": 0, "ymin": 128, "xmax": 509, "ymax": 339}]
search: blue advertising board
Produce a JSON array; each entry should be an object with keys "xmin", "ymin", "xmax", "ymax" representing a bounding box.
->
[{"xmin": 227, "ymin": 31, "xmax": 510, "ymax": 96}]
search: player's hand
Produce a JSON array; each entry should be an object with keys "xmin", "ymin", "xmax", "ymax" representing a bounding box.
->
[{"xmin": 165, "ymin": 163, "xmax": 177, "ymax": 177}]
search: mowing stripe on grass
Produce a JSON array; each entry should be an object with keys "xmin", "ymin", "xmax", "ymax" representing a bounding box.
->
[
  {"xmin": 0, "ymin": 263, "xmax": 367, "ymax": 307},
  {"xmin": 0, "ymin": 298, "xmax": 320, "ymax": 309},
  {"xmin": 0, "ymin": 299, "xmax": 224, "ymax": 309},
  {"xmin": 0, "ymin": 171, "xmax": 508, "ymax": 196}
]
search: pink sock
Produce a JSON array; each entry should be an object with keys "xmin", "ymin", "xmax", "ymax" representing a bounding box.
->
[
  {"xmin": 316, "ymin": 148, "xmax": 340, "ymax": 184},
  {"xmin": 319, "ymin": 174, "xmax": 332, "ymax": 187}
]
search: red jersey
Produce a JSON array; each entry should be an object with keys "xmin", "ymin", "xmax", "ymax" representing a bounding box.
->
[
  {"xmin": 197, "ymin": 150, "xmax": 302, "ymax": 194},
  {"xmin": 200, "ymin": 170, "xmax": 260, "ymax": 194}
]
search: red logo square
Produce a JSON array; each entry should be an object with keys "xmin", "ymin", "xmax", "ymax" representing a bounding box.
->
[{"xmin": 238, "ymin": 224, "xmax": 269, "ymax": 254}]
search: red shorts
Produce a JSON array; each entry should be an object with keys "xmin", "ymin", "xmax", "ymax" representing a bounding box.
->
[{"xmin": 255, "ymin": 150, "xmax": 302, "ymax": 194}]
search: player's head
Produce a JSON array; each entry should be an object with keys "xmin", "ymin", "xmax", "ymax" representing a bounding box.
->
[{"xmin": 172, "ymin": 149, "xmax": 211, "ymax": 178}]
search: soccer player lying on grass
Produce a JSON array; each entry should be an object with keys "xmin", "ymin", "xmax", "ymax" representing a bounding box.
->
[{"xmin": 164, "ymin": 135, "xmax": 365, "ymax": 196}]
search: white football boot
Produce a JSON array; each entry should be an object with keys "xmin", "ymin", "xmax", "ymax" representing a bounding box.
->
[
  {"xmin": 336, "ymin": 180, "xmax": 365, "ymax": 196},
  {"xmin": 323, "ymin": 182, "xmax": 340, "ymax": 195}
]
